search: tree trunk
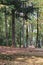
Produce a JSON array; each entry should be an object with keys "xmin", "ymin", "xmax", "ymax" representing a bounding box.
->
[
  {"xmin": 23, "ymin": 19, "xmax": 25, "ymax": 48},
  {"xmin": 36, "ymin": 8, "xmax": 39, "ymax": 47},
  {"xmin": 19, "ymin": 27, "xmax": 21, "ymax": 48},
  {"xmin": 26, "ymin": 25, "xmax": 28, "ymax": 47},
  {"xmin": 12, "ymin": 9, "xmax": 16, "ymax": 47},
  {"xmin": 31, "ymin": 23, "xmax": 33, "ymax": 45},
  {"xmin": 36, "ymin": 8, "xmax": 41, "ymax": 48},
  {"xmin": 5, "ymin": 7, "xmax": 8, "ymax": 46}
]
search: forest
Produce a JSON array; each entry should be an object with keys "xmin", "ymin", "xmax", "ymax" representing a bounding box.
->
[
  {"xmin": 0, "ymin": 0, "xmax": 43, "ymax": 65},
  {"xmin": 0, "ymin": 0, "xmax": 43, "ymax": 48}
]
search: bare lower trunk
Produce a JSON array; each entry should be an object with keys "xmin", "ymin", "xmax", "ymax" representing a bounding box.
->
[
  {"xmin": 19, "ymin": 28, "xmax": 21, "ymax": 48},
  {"xmin": 23, "ymin": 19, "xmax": 25, "ymax": 48},
  {"xmin": 26, "ymin": 25, "xmax": 28, "ymax": 47},
  {"xmin": 36, "ymin": 8, "xmax": 39, "ymax": 47},
  {"xmin": 12, "ymin": 9, "xmax": 16, "ymax": 47},
  {"xmin": 5, "ymin": 7, "xmax": 8, "ymax": 46}
]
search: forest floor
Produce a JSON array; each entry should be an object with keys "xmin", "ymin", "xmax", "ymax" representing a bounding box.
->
[
  {"xmin": 0, "ymin": 56, "xmax": 43, "ymax": 65},
  {"xmin": 0, "ymin": 46, "xmax": 43, "ymax": 65}
]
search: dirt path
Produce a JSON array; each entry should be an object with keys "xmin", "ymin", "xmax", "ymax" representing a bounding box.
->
[
  {"xmin": 0, "ymin": 56, "xmax": 43, "ymax": 65},
  {"xmin": 0, "ymin": 46, "xmax": 43, "ymax": 65},
  {"xmin": 0, "ymin": 46, "xmax": 43, "ymax": 57}
]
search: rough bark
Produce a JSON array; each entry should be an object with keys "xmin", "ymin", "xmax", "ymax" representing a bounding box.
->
[
  {"xmin": 12, "ymin": 9, "xmax": 16, "ymax": 47},
  {"xmin": 5, "ymin": 7, "xmax": 8, "ymax": 46},
  {"xmin": 26, "ymin": 25, "xmax": 28, "ymax": 47}
]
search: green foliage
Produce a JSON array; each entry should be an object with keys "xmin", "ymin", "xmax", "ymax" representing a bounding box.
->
[{"xmin": 0, "ymin": 0, "xmax": 43, "ymax": 47}]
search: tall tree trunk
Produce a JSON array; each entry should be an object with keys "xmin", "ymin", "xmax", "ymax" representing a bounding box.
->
[
  {"xmin": 36, "ymin": 8, "xmax": 41, "ymax": 48},
  {"xmin": 19, "ymin": 27, "xmax": 21, "ymax": 48},
  {"xmin": 26, "ymin": 25, "xmax": 28, "ymax": 47},
  {"xmin": 36, "ymin": 18, "xmax": 39, "ymax": 47},
  {"xmin": 12, "ymin": 9, "xmax": 16, "ymax": 47},
  {"xmin": 31, "ymin": 23, "xmax": 33, "ymax": 45},
  {"xmin": 23, "ymin": 20, "xmax": 24, "ymax": 47},
  {"xmin": 22, "ymin": 2, "xmax": 26, "ymax": 48},
  {"xmin": 36, "ymin": 8, "xmax": 39, "ymax": 47},
  {"xmin": 5, "ymin": 7, "xmax": 8, "ymax": 46}
]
